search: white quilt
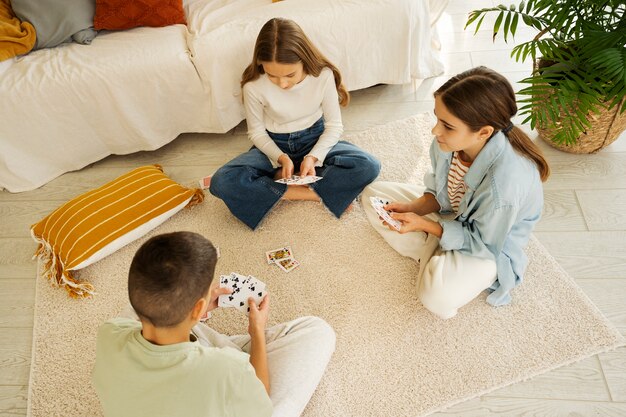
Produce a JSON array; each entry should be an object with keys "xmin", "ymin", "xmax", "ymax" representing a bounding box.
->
[
  {"xmin": 0, "ymin": 25, "xmax": 211, "ymax": 192},
  {"xmin": 0, "ymin": 0, "xmax": 445, "ymax": 192}
]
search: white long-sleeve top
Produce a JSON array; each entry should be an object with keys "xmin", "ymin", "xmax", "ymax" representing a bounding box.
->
[{"xmin": 242, "ymin": 67, "xmax": 343, "ymax": 167}]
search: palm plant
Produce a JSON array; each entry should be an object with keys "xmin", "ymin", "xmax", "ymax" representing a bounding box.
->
[{"xmin": 465, "ymin": 0, "xmax": 626, "ymax": 150}]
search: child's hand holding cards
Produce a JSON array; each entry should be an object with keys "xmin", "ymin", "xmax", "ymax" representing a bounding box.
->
[
  {"xmin": 218, "ymin": 272, "xmax": 267, "ymax": 316},
  {"xmin": 370, "ymin": 196, "xmax": 402, "ymax": 231}
]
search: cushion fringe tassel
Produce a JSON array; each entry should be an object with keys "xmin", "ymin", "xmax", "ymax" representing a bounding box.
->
[
  {"xmin": 186, "ymin": 188, "xmax": 205, "ymax": 208},
  {"xmin": 31, "ymin": 230, "xmax": 96, "ymax": 299}
]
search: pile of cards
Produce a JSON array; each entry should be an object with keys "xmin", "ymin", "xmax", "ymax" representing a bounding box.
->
[
  {"xmin": 266, "ymin": 246, "xmax": 300, "ymax": 273},
  {"xmin": 370, "ymin": 196, "xmax": 402, "ymax": 231},
  {"xmin": 275, "ymin": 175, "xmax": 323, "ymax": 185},
  {"xmin": 218, "ymin": 273, "xmax": 267, "ymax": 315}
]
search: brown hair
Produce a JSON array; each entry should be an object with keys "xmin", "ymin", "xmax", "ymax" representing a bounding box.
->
[
  {"xmin": 434, "ymin": 66, "xmax": 550, "ymax": 182},
  {"xmin": 128, "ymin": 232, "xmax": 217, "ymax": 327},
  {"xmin": 241, "ymin": 18, "xmax": 350, "ymax": 106}
]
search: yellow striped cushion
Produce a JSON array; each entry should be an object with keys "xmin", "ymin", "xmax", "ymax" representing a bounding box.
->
[{"xmin": 31, "ymin": 165, "xmax": 204, "ymax": 298}]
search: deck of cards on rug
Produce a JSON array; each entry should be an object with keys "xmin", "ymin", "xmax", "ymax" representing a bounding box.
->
[
  {"xmin": 275, "ymin": 175, "xmax": 323, "ymax": 185},
  {"xmin": 266, "ymin": 246, "xmax": 300, "ymax": 273},
  {"xmin": 370, "ymin": 196, "xmax": 402, "ymax": 231},
  {"xmin": 218, "ymin": 273, "xmax": 267, "ymax": 315}
]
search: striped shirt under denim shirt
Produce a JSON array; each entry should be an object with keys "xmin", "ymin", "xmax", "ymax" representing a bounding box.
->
[{"xmin": 447, "ymin": 151, "xmax": 472, "ymax": 214}]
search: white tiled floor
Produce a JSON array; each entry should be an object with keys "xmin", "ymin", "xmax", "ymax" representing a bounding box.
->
[{"xmin": 1, "ymin": 1, "xmax": 625, "ymax": 415}]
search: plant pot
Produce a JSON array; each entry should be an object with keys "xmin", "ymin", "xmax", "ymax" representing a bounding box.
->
[
  {"xmin": 537, "ymin": 96, "xmax": 626, "ymax": 154},
  {"xmin": 533, "ymin": 59, "xmax": 626, "ymax": 154}
]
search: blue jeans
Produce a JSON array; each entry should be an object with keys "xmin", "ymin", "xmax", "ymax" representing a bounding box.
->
[{"xmin": 210, "ymin": 118, "xmax": 381, "ymax": 229}]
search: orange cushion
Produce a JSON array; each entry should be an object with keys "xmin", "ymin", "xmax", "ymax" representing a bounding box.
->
[
  {"xmin": 93, "ymin": 0, "xmax": 186, "ymax": 31},
  {"xmin": 0, "ymin": 0, "xmax": 36, "ymax": 61},
  {"xmin": 31, "ymin": 165, "xmax": 203, "ymax": 298}
]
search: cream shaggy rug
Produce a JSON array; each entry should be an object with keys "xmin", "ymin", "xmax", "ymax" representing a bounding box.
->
[{"xmin": 28, "ymin": 114, "xmax": 625, "ymax": 417}]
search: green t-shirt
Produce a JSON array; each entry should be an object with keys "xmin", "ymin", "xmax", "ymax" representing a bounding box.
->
[{"xmin": 92, "ymin": 318, "xmax": 273, "ymax": 417}]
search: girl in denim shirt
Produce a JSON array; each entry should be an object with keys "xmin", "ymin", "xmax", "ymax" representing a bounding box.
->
[
  {"xmin": 209, "ymin": 18, "xmax": 380, "ymax": 230},
  {"xmin": 363, "ymin": 67, "xmax": 550, "ymax": 319}
]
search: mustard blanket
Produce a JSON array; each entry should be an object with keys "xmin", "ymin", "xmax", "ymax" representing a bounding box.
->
[{"xmin": 0, "ymin": 0, "xmax": 35, "ymax": 61}]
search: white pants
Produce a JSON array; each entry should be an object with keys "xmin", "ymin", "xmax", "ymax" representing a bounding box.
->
[
  {"xmin": 193, "ymin": 316, "xmax": 335, "ymax": 417},
  {"xmin": 362, "ymin": 181, "xmax": 497, "ymax": 319}
]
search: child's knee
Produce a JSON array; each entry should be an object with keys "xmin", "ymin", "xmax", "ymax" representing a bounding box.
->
[
  {"xmin": 310, "ymin": 316, "xmax": 335, "ymax": 338},
  {"xmin": 209, "ymin": 165, "xmax": 244, "ymax": 196},
  {"xmin": 208, "ymin": 170, "xmax": 226, "ymax": 196},
  {"xmin": 417, "ymin": 259, "xmax": 459, "ymax": 320},
  {"xmin": 346, "ymin": 155, "xmax": 380, "ymax": 189},
  {"xmin": 363, "ymin": 154, "xmax": 381, "ymax": 181},
  {"xmin": 302, "ymin": 316, "xmax": 336, "ymax": 349},
  {"xmin": 418, "ymin": 290, "xmax": 459, "ymax": 320}
]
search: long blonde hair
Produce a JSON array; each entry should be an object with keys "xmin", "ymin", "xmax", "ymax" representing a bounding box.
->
[
  {"xmin": 435, "ymin": 66, "xmax": 550, "ymax": 182},
  {"xmin": 241, "ymin": 18, "xmax": 350, "ymax": 106}
]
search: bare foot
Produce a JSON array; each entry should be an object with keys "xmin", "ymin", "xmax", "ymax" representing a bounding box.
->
[
  {"xmin": 199, "ymin": 175, "xmax": 211, "ymax": 189},
  {"xmin": 282, "ymin": 185, "xmax": 320, "ymax": 201}
]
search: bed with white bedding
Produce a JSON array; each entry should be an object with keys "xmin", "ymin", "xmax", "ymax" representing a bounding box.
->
[{"xmin": 0, "ymin": 0, "xmax": 446, "ymax": 192}]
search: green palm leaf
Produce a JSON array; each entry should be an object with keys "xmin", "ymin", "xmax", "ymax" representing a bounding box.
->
[{"xmin": 465, "ymin": 0, "xmax": 626, "ymax": 146}]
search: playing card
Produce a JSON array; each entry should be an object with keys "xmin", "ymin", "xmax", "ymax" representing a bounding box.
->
[
  {"xmin": 218, "ymin": 273, "xmax": 249, "ymax": 307},
  {"xmin": 226, "ymin": 275, "xmax": 268, "ymax": 315},
  {"xmin": 370, "ymin": 196, "xmax": 402, "ymax": 231},
  {"xmin": 293, "ymin": 175, "xmax": 323, "ymax": 185},
  {"xmin": 217, "ymin": 275, "xmax": 235, "ymax": 308},
  {"xmin": 225, "ymin": 288, "xmax": 251, "ymax": 313},
  {"xmin": 237, "ymin": 275, "xmax": 268, "ymax": 314},
  {"xmin": 276, "ymin": 257, "xmax": 300, "ymax": 273},
  {"xmin": 266, "ymin": 246, "xmax": 293, "ymax": 264},
  {"xmin": 274, "ymin": 176, "xmax": 300, "ymax": 184},
  {"xmin": 219, "ymin": 272, "xmax": 246, "ymax": 291},
  {"xmin": 375, "ymin": 206, "xmax": 402, "ymax": 231},
  {"xmin": 369, "ymin": 196, "xmax": 389, "ymax": 208},
  {"xmin": 245, "ymin": 275, "xmax": 267, "ymax": 302},
  {"xmin": 275, "ymin": 175, "xmax": 323, "ymax": 185}
]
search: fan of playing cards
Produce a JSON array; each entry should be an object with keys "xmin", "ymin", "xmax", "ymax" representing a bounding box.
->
[
  {"xmin": 370, "ymin": 196, "xmax": 402, "ymax": 231},
  {"xmin": 275, "ymin": 175, "xmax": 323, "ymax": 185},
  {"xmin": 218, "ymin": 273, "xmax": 267, "ymax": 316},
  {"xmin": 266, "ymin": 246, "xmax": 300, "ymax": 273}
]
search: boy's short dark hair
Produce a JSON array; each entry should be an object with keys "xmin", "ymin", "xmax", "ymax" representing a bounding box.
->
[{"xmin": 128, "ymin": 231, "xmax": 217, "ymax": 327}]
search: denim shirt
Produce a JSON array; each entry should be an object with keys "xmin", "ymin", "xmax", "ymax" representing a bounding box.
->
[{"xmin": 423, "ymin": 132, "xmax": 544, "ymax": 306}]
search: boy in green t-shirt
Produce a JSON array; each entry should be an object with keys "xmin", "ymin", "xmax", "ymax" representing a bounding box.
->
[{"xmin": 92, "ymin": 231, "xmax": 335, "ymax": 417}]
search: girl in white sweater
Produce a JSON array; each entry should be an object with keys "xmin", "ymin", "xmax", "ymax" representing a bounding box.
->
[{"xmin": 209, "ymin": 18, "xmax": 380, "ymax": 229}]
